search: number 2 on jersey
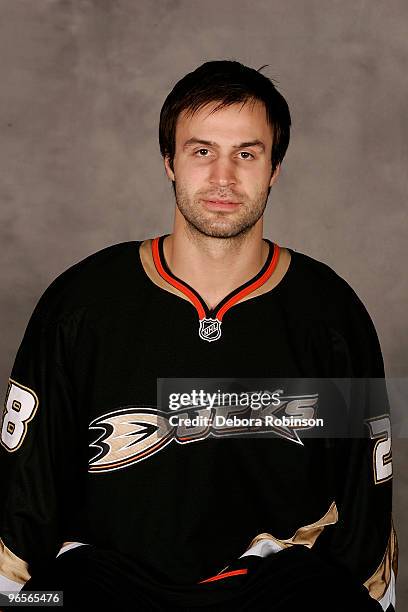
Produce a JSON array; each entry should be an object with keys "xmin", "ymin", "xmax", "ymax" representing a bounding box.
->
[{"xmin": 366, "ymin": 415, "xmax": 393, "ymax": 484}]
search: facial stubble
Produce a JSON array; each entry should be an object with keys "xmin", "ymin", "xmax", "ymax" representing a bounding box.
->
[{"xmin": 172, "ymin": 181, "xmax": 272, "ymax": 239}]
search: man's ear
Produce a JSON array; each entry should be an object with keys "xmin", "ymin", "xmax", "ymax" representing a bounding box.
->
[
  {"xmin": 269, "ymin": 163, "xmax": 281, "ymax": 187},
  {"xmin": 164, "ymin": 156, "xmax": 175, "ymax": 182}
]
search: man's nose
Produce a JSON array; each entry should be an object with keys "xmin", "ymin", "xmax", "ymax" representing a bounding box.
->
[{"xmin": 208, "ymin": 157, "xmax": 237, "ymax": 187}]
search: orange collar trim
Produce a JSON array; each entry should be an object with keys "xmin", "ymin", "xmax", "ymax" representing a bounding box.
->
[{"xmin": 152, "ymin": 235, "xmax": 280, "ymax": 342}]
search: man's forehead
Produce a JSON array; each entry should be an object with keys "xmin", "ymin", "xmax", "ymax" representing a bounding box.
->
[{"xmin": 176, "ymin": 100, "xmax": 271, "ymax": 142}]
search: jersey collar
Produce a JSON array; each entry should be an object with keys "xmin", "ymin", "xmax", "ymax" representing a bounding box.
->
[
  {"xmin": 139, "ymin": 234, "xmax": 290, "ymax": 342},
  {"xmin": 152, "ymin": 234, "xmax": 279, "ymax": 323}
]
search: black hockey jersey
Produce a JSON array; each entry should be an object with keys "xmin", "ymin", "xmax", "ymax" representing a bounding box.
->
[{"xmin": 0, "ymin": 236, "xmax": 398, "ymax": 609}]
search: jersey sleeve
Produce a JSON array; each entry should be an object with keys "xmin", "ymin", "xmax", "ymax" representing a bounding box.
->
[
  {"xmin": 0, "ymin": 291, "xmax": 81, "ymax": 593},
  {"xmin": 317, "ymin": 287, "xmax": 398, "ymax": 611}
]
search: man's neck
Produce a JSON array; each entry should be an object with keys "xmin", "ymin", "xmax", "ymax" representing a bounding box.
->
[{"xmin": 163, "ymin": 226, "xmax": 269, "ymax": 310}]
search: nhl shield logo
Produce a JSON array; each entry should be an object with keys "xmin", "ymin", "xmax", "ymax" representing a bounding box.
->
[{"xmin": 199, "ymin": 318, "xmax": 222, "ymax": 342}]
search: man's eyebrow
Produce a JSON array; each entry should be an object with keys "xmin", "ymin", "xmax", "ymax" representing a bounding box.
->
[{"xmin": 183, "ymin": 138, "xmax": 265, "ymax": 151}]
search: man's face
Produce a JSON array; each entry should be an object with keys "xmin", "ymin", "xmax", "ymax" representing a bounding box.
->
[{"xmin": 164, "ymin": 99, "xmax": 280, "ymax": 239}]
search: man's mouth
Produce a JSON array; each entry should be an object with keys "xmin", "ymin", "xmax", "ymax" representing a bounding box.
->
[{"xmin": 202, "ymin": 199, "xmax": 240, "ymax": 210}]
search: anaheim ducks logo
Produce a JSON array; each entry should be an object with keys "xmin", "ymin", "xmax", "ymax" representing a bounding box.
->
[
  {"xmin": 89, "ymin": 395, "xmax": 320, "ymax": 473},
  {"xmin": 89, "ymin": 407, "xmax": 174, "ymax": 473}
]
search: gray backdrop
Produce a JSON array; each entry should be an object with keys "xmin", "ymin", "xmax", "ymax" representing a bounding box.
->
[{"xmin": 1, "ymin": 0, "xmax": 406, "ymax": 606}]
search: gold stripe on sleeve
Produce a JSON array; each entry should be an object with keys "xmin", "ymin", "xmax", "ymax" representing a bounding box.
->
[
  {"xmin": 245, "ymin": 500, "xmax": 338, "ymax": 551},
  {"xmin": 0, "ymin": 538, "xmax": 31, "ymax": 584},
  {"xmin": 363, "ymin": 519, "xmax": 398, "ymax": 601}
]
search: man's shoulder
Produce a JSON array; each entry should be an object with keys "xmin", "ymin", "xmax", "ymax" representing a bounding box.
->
[
  {"xmin": 287, "ymin": 247, "xmax": 357, "ymax": 304},
  {"xmin": 285, "ymin": 247, "xmax": 384, "ymax": 374},
  {"xmin": 31, "ymin": 240, "xmax": 145, "ymax": 326},
  {"xmin": 285, "ymin": 246, "xmax": 378, "ymax": 329}
]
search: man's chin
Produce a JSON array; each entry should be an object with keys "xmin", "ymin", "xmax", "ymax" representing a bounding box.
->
[{"xmin": 186, "ymin": 220, "xmax": 254, "ymax": 240}]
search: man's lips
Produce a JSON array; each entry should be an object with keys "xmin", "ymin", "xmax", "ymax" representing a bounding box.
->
[{"xmin": 202, "ymin": 199, "xmax": 240, "ymax": 210}]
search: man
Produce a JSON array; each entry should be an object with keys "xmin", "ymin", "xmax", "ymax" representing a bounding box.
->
[{"xmin": 0, "ymin": 61, "xmax": 397, "ymax": 610}]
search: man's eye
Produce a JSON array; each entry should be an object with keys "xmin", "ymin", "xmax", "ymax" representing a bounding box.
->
[
  {"xmin": 239, "ymin": 151, "xmax": 254, "ymax": 160},
  {"xmin": 193, "ymin": 149, "xmax": 254, "ymax": 159}
]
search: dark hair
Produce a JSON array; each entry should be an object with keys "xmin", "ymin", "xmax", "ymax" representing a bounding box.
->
[{"xmin": 159, "ymin": 60, "xmax": 291, "ymax": 177}]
